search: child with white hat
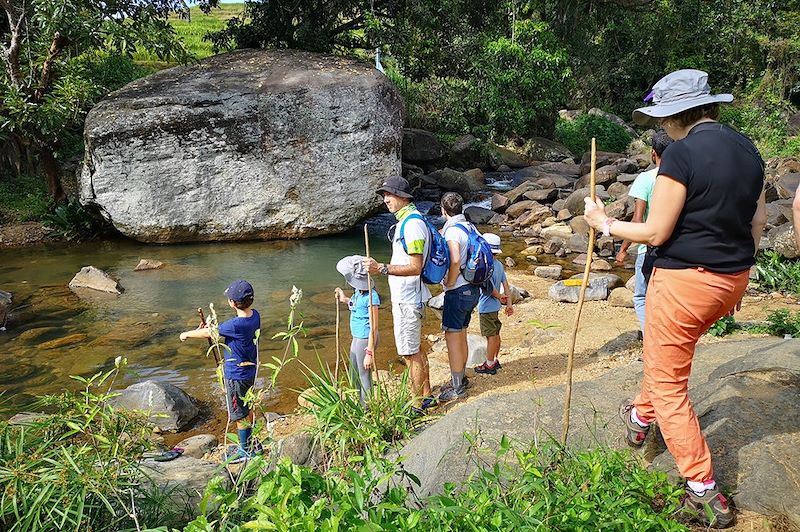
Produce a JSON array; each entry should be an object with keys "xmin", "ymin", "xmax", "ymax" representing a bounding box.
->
[
  {"xmin": 334, "ymin": 255, "xmax": 380, "ymax": 404},
  {"xmin": 474, "ymin": 233, "xmax": 514, "ymax": 375}
]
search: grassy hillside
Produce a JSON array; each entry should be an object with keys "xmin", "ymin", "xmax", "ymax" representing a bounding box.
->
[{"xmin": 134, "ymin": 3, "xmax": 244, "ymax": 64}]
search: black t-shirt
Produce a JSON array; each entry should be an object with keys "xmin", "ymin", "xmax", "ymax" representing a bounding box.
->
[{"xmin": 653, "ymin": 122, "xmax": 764, "ymax": 273}]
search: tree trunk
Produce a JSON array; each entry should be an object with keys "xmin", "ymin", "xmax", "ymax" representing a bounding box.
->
[{"xmin": 39, "ymin": 146, "xmax": 66, "ymax": 202}]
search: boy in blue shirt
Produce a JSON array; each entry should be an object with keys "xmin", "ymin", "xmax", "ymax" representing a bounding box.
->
[
  {"xmin": 474, "ymin": 233, "xmax": 514, "ymax": 375},
  {"xmin": 180, "ymin": 280, "xmax": 261, "ymax": 463},
  {"xmin": 334, "ymin": 255, "xmax": 380, "ymax": 405}
]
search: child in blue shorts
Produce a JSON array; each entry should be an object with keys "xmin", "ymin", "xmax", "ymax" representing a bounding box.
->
[
  {"xmin": 474, "ymin": 234, "xmax": 514, "ymax": 375},
  {"xmin": 334, "ymin": 255, "xmax": 380, "ymax": 405},
  {"xmin": 180, "ymin": 279, "xmax": 261, "ymax": 463}
]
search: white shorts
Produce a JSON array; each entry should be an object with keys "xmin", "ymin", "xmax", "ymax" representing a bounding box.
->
[{"xmin": 392, "ymin": 302, "xmax": 424, "ymax": 356}]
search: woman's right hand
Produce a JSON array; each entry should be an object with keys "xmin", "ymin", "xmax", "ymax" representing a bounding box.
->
[
  {"xmin": 583, "ymin": 197, "xmax": 608, "ymax": 230},
  {"xmin": 334, "ymin": 287, "xmax": 345, "ymax": 302}
]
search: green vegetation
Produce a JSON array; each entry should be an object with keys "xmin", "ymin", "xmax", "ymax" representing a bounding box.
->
[
  {"xmin": 0, "ymin": 359, "xmax": 184, "ymax": 531},
  {"xmin": 186, "ymin": 437, "xmax": 687, "ymax": 531},
  {"xmin": 763, "ymin": 309, "xmax": 800, "ymax": 337},
  {"xmin": 555, "ymin": 114, "xmax": 633, "ymax": 156},
  {"xmin": 754, "ymin": 251, "xmax": 800, "ymax": 295},
  {"xmin": 41, "ymin": 199, "xmax": 112, "ymax": 241},
  {"xmin": 0, "ymin": 174, "xmax": 51, "ymax": 223},
  {"xmin": 707, "ymin": 315, "xmax": 738, "ymax": 337}
]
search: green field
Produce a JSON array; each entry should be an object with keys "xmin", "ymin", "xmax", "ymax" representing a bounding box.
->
[{"xmin": 134, "ymin": 3, "xmax": 244, "ymax": 65}]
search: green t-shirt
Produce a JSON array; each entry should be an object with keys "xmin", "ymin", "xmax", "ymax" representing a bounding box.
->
[{"xmin": 628, "ymin": 167, "xmax": 658, "ymax": 255}]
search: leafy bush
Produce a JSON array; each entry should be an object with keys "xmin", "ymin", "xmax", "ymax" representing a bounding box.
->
[
  {"xmin": 42, "ymin": 198, "xmax": 111, "ymax": 241},
  {"xmin": 0, "ymin": 361, "xmax": 181, "ymax": 531},
  {"xmin": 764, "ymin": 309, "xmax": 800, "ymax": 337},
  {"xmin": 301, "ymin": 363, "xmax": 421, "ymax": 471},
  {"xmin": 555, "ymin": 114, "xmax": 633, "ymax": 157},
  {"xmin": 753, "ymin": 251, "xmax": 800, "ymax": 295},
  {"xmin": 186, "ymin": 437, "xmax": 687, "ymax": 531},
  {"xmin": 707, "ymin": 315, "xmax": 738, "ymax": 337}
]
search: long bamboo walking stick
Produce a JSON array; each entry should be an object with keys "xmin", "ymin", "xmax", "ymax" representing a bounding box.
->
[
  {"xmin": 561, "ymin": 137, "xmax": 597, "ymax": 445},
  {"xmin": 364, "ymin": 224, "xmax": 380, "ymax": 386},
  {"xmin": 334, "ymin": 296, "xmax": 341, "ymax": 380}
]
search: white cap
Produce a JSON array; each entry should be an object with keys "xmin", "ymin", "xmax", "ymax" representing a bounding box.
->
[{"xmin": 483, "ymin": 232, "xmax": 502, "ymax": 254}]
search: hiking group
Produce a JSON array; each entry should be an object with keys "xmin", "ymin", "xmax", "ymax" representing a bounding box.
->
[{"xmin": 179, "ymin": 68, "xmax": 766, "ymax": 528}]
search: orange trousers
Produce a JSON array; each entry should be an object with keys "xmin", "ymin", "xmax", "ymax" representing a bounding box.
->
[{"xmin": 634, "ymin": 266, "xmax": 749, "ymax": 482}]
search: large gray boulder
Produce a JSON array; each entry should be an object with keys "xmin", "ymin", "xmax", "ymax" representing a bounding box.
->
[
  {"xmin": 142, "ymin": 455, "xmax": 227, "ymax": 512},
  {"xmin": 422, "ymin": 168, "xmax": 483, "ymax": 193},
  {"xmin": 112, "ymin": 380, "xmax": 199, "ymax": 431},
  {"xmin": 402, "ymin": 128, "xmax": 444, "ymax": 164},
  {"xmin": 80, "ymin": 49, "xmax": 403, "ymax": 243},
  {"xmin": 397, "ymin": 338, "xmax": 800, "ymax": 526}
]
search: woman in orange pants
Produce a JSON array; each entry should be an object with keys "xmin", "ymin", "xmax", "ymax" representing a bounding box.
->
[{"xmin": 583, "ymin": 69, "xmax": 767, "ymax": 529}]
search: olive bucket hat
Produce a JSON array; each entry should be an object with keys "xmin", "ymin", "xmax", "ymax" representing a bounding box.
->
[{"xmin": 632, "ymin": 69, "xmax": 733, "ymax": 126}]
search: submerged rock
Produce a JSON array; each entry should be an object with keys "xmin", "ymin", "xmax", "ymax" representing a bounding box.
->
[
  {"xmin": 81, "ymin": 49, "xmax": 403, "ymax": 243},
  {"xmin": 0, "ymin": 290, "xmax": 11, "ymax": 329},
  {"xmin": 112, "ymin": 380, "xmax": 199, "ymax": 431},
  {"xmin": 69, "ymin": 266, "xmax": 123, "ymax": 294},
  {"xmin": 134, "ymin": 259, "xmax": 164, "ymax": 271}
]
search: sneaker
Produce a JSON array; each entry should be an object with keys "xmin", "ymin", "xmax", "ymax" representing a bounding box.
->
[
  {"xmin": 682, "ymin": 486, "xmax": 735, "ymax": 528},
  {"xmin": 619, "ymin": 399, "xmax": 650, "ymax": 447},
  {"xmin": 440, "ymin": 376, "xmax": 471, "ymax": 394},
  {"xmin": 474, "ymin": 360, "xmax": 501, "ymax": 375},
  {"xmin": 224, "ymin": 446, "xmax": 253, "ymax": 464},
  {"xmin": 438, "ymin": 385, "xmax": 467, "ymax": 402},
  {"xmin": 421, "ymin": 396, "xmax": 438, "ymax": 410}
]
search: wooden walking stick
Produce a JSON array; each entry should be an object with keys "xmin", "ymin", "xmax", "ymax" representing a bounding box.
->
[
  {"xmin": 334, "ymin": 296, "xmax": 341, "ymax": 380},
  {"xmin": 198, "ymin": 308, "xmax": 220, "ymax": 366},
  {"xmin": 363, "ymin": 224, "xmax": 380, "ymax": 386},
  {"xmin": 561, "ymin": 138, "xmax": 597, "ymax": 445}
]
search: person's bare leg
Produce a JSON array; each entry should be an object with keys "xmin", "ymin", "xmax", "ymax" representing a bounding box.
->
[
  {"xmin": 445, "ymin": 330, "xmax": 468, "ymax": 391},
  {"xmin": 404, "ymin": 352, "xmax": 431, "ymax": 400},
  {"xmin": 486, "ymin": 335, "xmax": 500, "ymax": 362}
]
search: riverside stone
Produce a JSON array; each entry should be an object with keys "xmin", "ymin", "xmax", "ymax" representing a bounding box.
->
[
  {"xmin": 549, "ymin": 277, "xmax": 610, "ymax": 302},
  {"xmin": 423, "ymin": 168, "xmax": 484, "ymax": 192},
  {"xmin": 591, "ymin": 259, "xmax": 613, "ymax": 271},
  {"xmin": 580, "ymin": 150, "xmax": 624, "ymax": 175},
  {"xmin": 576, "ymin": 165, "xmax": 619, "ymax": 188},
  {"xmin": 776, "ymin": 173, "xmax": 800, "ymax": 199},
  {"xmin": 69, "ymin": 266, "xmax": 123, "ymax": 294},
  {"xmin": 608, "ymin": 287, "xmax": 634, "ymax": 307},
  {"xmin": 464, "ymin": 206, "xmax": 495, "ymax": 225},
  {"xmin": 505, "ymin": 257, "xmax": 516, "ymax": 268},
  {"xmin": 0, "ymin": 290, "xmax": 10, "ymax": 328},
  {"xmin": 515, "ymin": 205, "xmax": 551, "ymax": 227},
  {"xmin": 767, "ymin": 222, "xmax": 799, "ymax": 258},
  {"xmin": 556, "ymin": 208, "xmax": 571, "ymax": 221},
  {"xmin": 567, "ymin": 233, "xmax": 589, "ymax": 252},
  {"xmin": 505, "ymin": 181, "xmax": 536, "ymax": 204},
  {"xmin": 535, "ymin": 161, "xmax": 581, "ymax": 176},
  {"xmin": 518, "ymin": 137, "xmax": 574, "ymax": 162},
  {"xmin": 607, "ymin": 181, "xmax": 629, "ymax": 198},
  {"xmin": 450, "ymin": 134, "xmax": 482, "ymax": 168},
  {"xmin": 505, "ymin": 200, "xmax": 536, "ymax": 219},
  {"xmin": 402, "ymin": 128, "xmax": 444, "ymax": 163},
  {"xmin": 175, "ymin": 434, "xmax": 218, "ymax": 459},
  {"xmin": 540, "ymin": 223, "xmax": 572, "ymax": 240},
  {"xmin": 81, "ymin": 49, "xmax": 403, "ymax": 243},
  {"xmin": 523, "ymin": 188, "xmax": 558, "ymax": 203},
  {"xmin": 488, "ymin": 144, "xmax": 532, "ymax": 169},
  {"xmin": 521, "ymin": 245, "xmax": 544, "ymax": 256},
  {"xmin": 142, "ymin": 456, "xmax": 227, "ymax": 511},
  {"xmin": 564, "ymin": 186, "xmax": 609, "ymax": 216},
  {"xmin": 112, "ymin": 380, "xmax": 199, "ymax": 431},
  {"xmin": 569, "ymin": 215, "xmax": 590, "ymax": 235},
  {"xmin": 491, "ymin": 193, "xmax": 510, "ymax": 213},
  {"xmin": 534, "ymin": 265, "xmax": 562, "ymax": 280},
  {"xmin": 569, "ymin": 272, "xmax": 624, "ymax": 289},
  {"xmin": 134, "ymin": 259, "xmax": 164, "ymax": 271}
]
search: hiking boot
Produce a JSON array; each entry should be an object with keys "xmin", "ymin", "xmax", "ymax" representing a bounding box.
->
[
  {"xmin": 682, "ymin": 486, "xmax": 735, "ymax": 529},
  {"xmin": 438, "ymin": 385, "xmax": 467, "ymax": 402},
  {"xmin": 224, "ymin": 445, "xmax": 254, "ymax": 464},
  {"xmin": 619, "ymin": 399, "xmax": 650, "ymax": 447},
  {"xmin": 474, "ymin": 360, "xmax": 501, "ymax": 375}
]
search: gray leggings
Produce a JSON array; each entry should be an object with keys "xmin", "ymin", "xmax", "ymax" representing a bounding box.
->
[{"xmin": 349, "ymin": 336, "xmax": 375, "ymax": 404}]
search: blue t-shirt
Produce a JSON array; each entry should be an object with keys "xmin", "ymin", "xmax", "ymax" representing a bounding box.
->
[
  {"xmin": 349, "ymin": 289, "xmax": 380, "ymax": 339},
  {"xmin": 478, "ymin": 259, "xmax": 506, "ymax": 314},
  {"xmin": 218, "ymin": 309, "xmax": 261, "ymax": 381}
]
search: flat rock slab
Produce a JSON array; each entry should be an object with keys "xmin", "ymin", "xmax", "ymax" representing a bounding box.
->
[
  {"xmin": 80, "ymin": 49, "xmax": 403, "ymax": 243},
  {"xmin": 134, "ymin": 259, "xmax": 164, "ymax": 271},
  {"xmin": 398, "ymin": 338, "xmax": 800, "ymax": 527},
  {"xmin": 142, "ymin": 455, "xmax": 228, "ymax": 512},
  {"xmin": 69, "ymin": 266, "xmax": 122, "ymax": 294}
]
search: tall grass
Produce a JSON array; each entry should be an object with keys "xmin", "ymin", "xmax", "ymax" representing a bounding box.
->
[
  {"xmin": 133, "ymin": 4, "xmax": 245, "ymax": 65},
  {"xmin": 754, "ymin": 250, "xmax": 800, "ymax": 295}
]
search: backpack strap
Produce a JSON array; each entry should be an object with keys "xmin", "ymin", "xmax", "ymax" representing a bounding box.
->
[{"xmin": 399, "ymin": 212, "xmax": 430, "ymax": 260}]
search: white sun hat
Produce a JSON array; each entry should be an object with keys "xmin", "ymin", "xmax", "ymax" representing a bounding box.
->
[{"xmin": 632, "ymin": 69, "xmax": 733, "ymax": 126}]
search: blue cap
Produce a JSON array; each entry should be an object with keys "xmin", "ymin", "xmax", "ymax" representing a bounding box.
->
[{"xmin": 225, "ymin": 280, "xmax": 254, "ymax": 302}]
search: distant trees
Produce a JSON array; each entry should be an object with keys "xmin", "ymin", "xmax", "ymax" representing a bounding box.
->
[{"xmin": 0, "ymin": 0, "xmax": 190, "ymax": 200}]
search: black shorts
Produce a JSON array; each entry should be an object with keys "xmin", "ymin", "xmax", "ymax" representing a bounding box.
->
[{"xmin": 225, "ymin": 378, "xmax": 254, "ymax": 422}]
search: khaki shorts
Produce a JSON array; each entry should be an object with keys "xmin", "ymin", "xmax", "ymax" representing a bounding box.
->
[
  {"xmin": 392, "ymin": 302, "xmax": 424, "ymax": 356},
  {"xmin": 479, "ymin": 311, "xmax": 502, "ymax": 337}
]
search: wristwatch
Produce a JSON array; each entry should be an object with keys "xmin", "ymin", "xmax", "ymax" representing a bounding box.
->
[{"xmin": 380, "ymin": 263, "xmax": 389, "ymax": 275}]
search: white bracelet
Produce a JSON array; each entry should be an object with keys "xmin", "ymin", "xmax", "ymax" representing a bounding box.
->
[{"xmin": 602, "ymin": 217, "xmax": 616, "ymax": 237}]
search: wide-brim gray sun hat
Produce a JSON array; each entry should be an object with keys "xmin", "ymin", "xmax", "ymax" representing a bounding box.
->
[
  {"xmin": 632, "ymin": 69, "xmax": 733, "ymax": 126},
  {"xmin": 483, "ymin": 232, "xmax": 502, "ymax": 254},
  {"xmin": 336, "ymin": 255, "xmax": 374, "ymax": 291}
]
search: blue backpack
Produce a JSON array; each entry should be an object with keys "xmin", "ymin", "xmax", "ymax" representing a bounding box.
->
[
  {"xmin": 398, "ymin": 212, "xmax": 450, "ymax": 285},
  {"xmin": 454, "ymin": 224, "xmax": 494, "ymax": 286}
]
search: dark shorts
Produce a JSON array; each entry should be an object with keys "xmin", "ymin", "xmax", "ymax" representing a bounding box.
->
[
  {"xmin": 442, "ymin": 284, "xmax": 480, "ymax": 332},
  {"xmin": 480, "ymin": 311, "xmax": 502, "ymax": 337},
  {"xmin": 225, "ymin": 377, "xmax": 254, "ymax": 422}
]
